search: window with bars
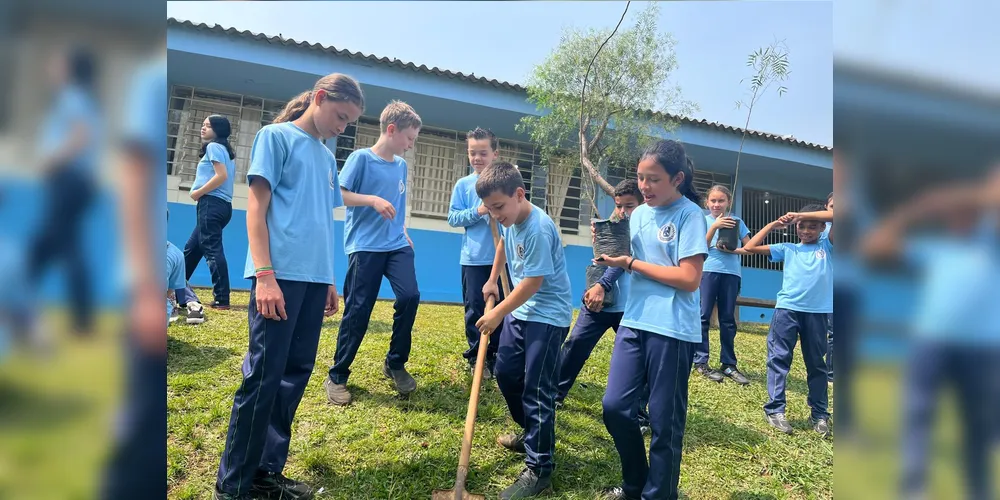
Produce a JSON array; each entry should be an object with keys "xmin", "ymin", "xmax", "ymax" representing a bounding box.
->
[
  {"xmin": 740, "ymin": 188, "xmax": 825, "ymax": 270},
  {"xmin": 168, "ymin": 85, "xmax": 287, "ymax": 184}
]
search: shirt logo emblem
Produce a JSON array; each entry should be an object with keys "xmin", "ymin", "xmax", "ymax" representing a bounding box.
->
[
  {"xmin": 815, "ymin": 248, "xmax": 826, "ymax": 259},
  {"xmin": 657, "ymin": 222, "xmax": 677, "ymax": 243},
  {"xmin": 515, "ymin": 243, "xmax": 526, "ymax": 259}
]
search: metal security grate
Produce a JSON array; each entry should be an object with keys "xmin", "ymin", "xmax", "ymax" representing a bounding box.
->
[{"xmin": 741, "ymin": 188, "xmax": 825, "ymax": 270}]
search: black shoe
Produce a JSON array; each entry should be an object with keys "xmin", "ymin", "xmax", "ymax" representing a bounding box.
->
[
  {"xmin": 600, "ymin": 486, "xmax": 640, "ymax": 500},
  {"xmin": 496, "ymin": 432, "xmax": 527, "ymax": 453},
  {"xmin": 383, "ymin": 361, "xmax": 417, "ymax": 394},
  {"xmin": 251, "ymin": 471, "xmax": 315, "ymax": 499},
  {"xmin": 694, "ymin": 363, "xmax": 724, "ymax": 383},
  {"xmin": 639, "ymin": 425, "xmax": 651, "ymax": 437},
  {"xmin": 499, "ymin": 467, "xmax": 552, "ymax": 499},
  {"xmin": 812, "ymin": 417, "xmax": 831, "ymax": 437},
  {"xmin": 211, "ymin": 301, "xmax": 231, "ymax": 310},
  {"xmin": 213, "ymin": 485, "xmax": 253, "ymax": 500},
  {"xmin": 720, "ymin": 365, "xmax": 750, "ymax": 385},
  {"xmin": 765, "ymin": 412, "xmax": 794, "ymax": 434}
]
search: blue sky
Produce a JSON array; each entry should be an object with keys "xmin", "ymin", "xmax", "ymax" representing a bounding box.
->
[{"xmin": 167, "ymin": 1, "xmax": 833, "ymax": 146}]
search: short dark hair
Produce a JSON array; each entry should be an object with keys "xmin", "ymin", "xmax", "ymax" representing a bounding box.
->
[
  {"xmin": 613, "ymin": 179, "xmax": 641, "ymax": 202},
  {"xmin": 466, "ymin": 127, "xmax": 498, "ymax": 151},
  {"xmin": 475, "ymin": 161, "xmax": 524, "ymax": 199},
  {"xmin": 800, "ymin": 203, "xmax": 826, "ymax": 213}
]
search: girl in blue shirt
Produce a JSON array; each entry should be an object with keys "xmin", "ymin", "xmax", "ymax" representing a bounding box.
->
[
  {"xmin": 696, "ymin": 185, "xmax": 752, "ymax": 385},
  {"xmin": 597, "ymin": 140, "xmax": 708, "ymax": 500},
  {"xmin": 182, "ymin": 114, "xmax": 237, "ymax": 310},
  {"xmin": 215, "ymin": 73, "xmax": 364, "ymax": 500}
]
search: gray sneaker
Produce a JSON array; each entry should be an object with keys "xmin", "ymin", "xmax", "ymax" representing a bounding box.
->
[
  {"xmin": 383, "ymin": 361, "xmax": 416, "ymax": 394},
  {"xmin": 499, "ymin": 467, "xmax": 552, "ymax": 499},
  {"xmin": 812, "ymin": 417, "xmax": 831, "ymax": 437},
  {"xmin": 765, "ymin": 412, "xmax": 794, "ymax": 434},
  {"xmin": 324, "ymin": 377, "xmax": 352, "ymax": 406},
  {"xmin": 186, "ymin": 302, "xmax": 205, "ymax": 325}
]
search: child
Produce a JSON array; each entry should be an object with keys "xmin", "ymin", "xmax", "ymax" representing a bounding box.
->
[
  {"xmin": 556, "ymin": 179, "xmax": 641, "ymax": 404},
  {"xmin": 597, "ymin": 140, "xmax": 708, "ymax": 500},
  {"xmin": 448, "ymin": 127, "xmax": 504, "ymax": 378},
  {"xmin": 166, "ymin": 240, "xmax": 186, "ymax": 325},
  {"xmin": 743, "ymin": 204, "xmax": 833, "ymax": 437},
  {"xmin": 474, "ymin": 161, "xmax": 573, "ymax": 499},
  {"xmin": 214, "ymin": 73, "xmax": 364, "ymax": 500},
  {"xmin": 183, "ymin": 114, "xmax": 237, "ymax": 310},
  {"xmin": 697, "ymin": 185, "xmax": 752, "ymax": 384},
  {"xmin": 325, "ymin": 100, "xmax": 422, "ymax": 404}
]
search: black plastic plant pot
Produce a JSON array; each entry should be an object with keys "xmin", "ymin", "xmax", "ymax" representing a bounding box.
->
[
  {"xmin": 585, "ymin": 265, "xmax": 616, "ymax": 307},
  {"xmin": 592, "ymin": 218, "xmax": 631, "ymax": 259},
  {"xmin": 717, "ymin": 226, "xmax": 739, "ymax": 250}
]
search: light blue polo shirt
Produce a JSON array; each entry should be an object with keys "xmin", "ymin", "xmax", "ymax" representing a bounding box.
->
[
  {"xmin": 191, "ymin": 142, "xmax": 237, "ymax": 203},
  {"xmin": 502, "ymin": 204, "xmax": 573, "ymax": 328},
  {"xmin": 704, "ymin": 214, "xmax": 750, "ymax": 277},
  {"xmin": 341, "ymin": 148, "xmax": 409, "ymax": 254},
  {"xmin": 448, "ymin": 170, "xmax": 495, "ymax": 266},
  {"xmin": 621, "ymin": 198, "xmax": 709, "ymax": 342},
  {"xmin": 39, "ymin": 84, "xmax": 102, "ymax": 174},
  {"xmin": 768, "ymin": 233, "xmax": 834, "ymax": 314},
  {"xmin": 242, "ymin": 122, "xmax": 343, "ymax": 284},
  {"xmin": 166, "ymin": 242, "xmax": 186, "ymax": 322}
]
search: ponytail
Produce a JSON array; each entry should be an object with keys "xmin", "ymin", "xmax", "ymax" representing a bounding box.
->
[
  {"xmin": 680, "ymin": 157, "xmax": 701, "ymax": 205},
  {"xmin": 273, "ymin": 73, "xmax": 366, "ymax": 125},
  {"xmin": 273, "ymin": 90, "xmax": 313, "ymax": 124}
]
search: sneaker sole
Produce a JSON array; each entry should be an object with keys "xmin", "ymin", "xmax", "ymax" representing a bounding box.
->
[{"xmin": 186, "ymin": 318, "xmax": 205, "ymax": 325}]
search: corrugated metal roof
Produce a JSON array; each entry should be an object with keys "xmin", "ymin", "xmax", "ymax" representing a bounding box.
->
[{"xmin": 168, "ymin": 17, "xmax": 832, "ymax": 152}]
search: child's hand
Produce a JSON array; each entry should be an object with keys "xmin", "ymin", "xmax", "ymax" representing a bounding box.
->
[
  {"xmin": 584, "ymin": 284, "xmax": 605, "ymax": 312},
  {"xmin": 595, "ymin": 254, "xmax": 629, "ymax": 268},
  {"xmin": 406, "ymin": 234, "xmax": 414, "ymax": 249},
  {"xmin": 477, "ymin": 204, "xmax": 489, "ymax": 216},
  {"xmin": 190, "ymin": 189, "xmax": 202, "ymax": 202},
  {"xmin": 256, "ymin": 274, "xmax": 287, "ymax": 321},
  {"xmin": 476, "ymin": 309, "xmax": 502, "ymax": 337},
  {"xmin": 370, "ymin": 197, "xmax": 397, "ymax": 220},
  {"xmin": 482, "ymin": 281, "xmax": 499, "ymax": 303},
  {"xmin": 324, "ymin": 285, "xmax": 339, "ymax": 316},
  {"xmin": 712, "ymin": 217, "xmax": 737, "ymax": 229},
  {"xmin": 716, "ymin": 241, "xmax": 735, "ymax": 252},
  {"xmin": 590, "ymin": 221, "xmax": 596, "ymax": 246}
]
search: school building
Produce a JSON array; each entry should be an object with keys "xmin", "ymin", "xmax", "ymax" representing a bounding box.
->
[{"xmin": 164, "ymin": 18, "xmax": 833, "ymax": 323}]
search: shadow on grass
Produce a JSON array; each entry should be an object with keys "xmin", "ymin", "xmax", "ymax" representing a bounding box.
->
[
  {"xmin": 167, "ymin": 337, "xmax": 235, "ymax": 374},
  {"xmin": 321, "ymin": 319, "xmax": 393, "ymax": 335},
  {"xmin": 729, "ymin": 492, "xmax": 778, "ymax": 500},
  {"xmin": 685, "ymin": 411, "xmax": 768, "ymax": 451},
  {"xmin": 0, "ymin": 379, "xmax": 94, "ymax": 430}
]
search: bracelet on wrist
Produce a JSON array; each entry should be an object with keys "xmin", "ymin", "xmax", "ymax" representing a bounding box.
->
[
  {"xmin": 256, "ymin": 269, "xmax": 275, "ymax": 279},
  {"xmin": 627, "ymin": 257, "xmax": 636, "ymax": 271}
]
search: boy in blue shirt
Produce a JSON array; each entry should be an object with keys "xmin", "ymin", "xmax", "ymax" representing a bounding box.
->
[
  {"xmin": 325, "ymin": 100, "xmax": 422, "ymax": 405},
  {"xmin": 744, "ymin": 204, "xmax": 834, "ymax": 436},
  {"xmin": 474, "ymin": 161, "xmax": 573, "ymax": 499},
  {"xmin": 448, "ymin": 127, "xmax": 504, "ymax": 378},
  {"xmin": 166, "ymin": 240, "xmax": 187, "ymax": 325}
]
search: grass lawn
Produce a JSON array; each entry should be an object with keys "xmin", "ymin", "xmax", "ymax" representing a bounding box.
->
[{"xmin": 168, "ymin": 290, "xmax": 833, "ymax": 500}]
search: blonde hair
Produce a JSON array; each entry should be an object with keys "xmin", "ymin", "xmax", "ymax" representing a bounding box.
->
[
  {"xmin": 379, "ymin": 100, "xmax": 422, "ymax": 133},
  {"xmin": 705, "ymin": 184, "xmax": 733, "ymax": 207},
  {"xmin": 273, "ymin": 73, "xmax": 365, "ymax": 124}
]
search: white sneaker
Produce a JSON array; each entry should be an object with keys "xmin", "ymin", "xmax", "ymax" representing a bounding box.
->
[{"xmin": 186, "ymin": 302, "xmax": 205, "ymax": 325}]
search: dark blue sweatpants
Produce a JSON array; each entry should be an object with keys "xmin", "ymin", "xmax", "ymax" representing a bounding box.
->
[
  {"xmin": 603, "ymin": 326, "xmax": 693, "ymax": 500},
  {"xmin": 184, "ymin": 194, "xmax": 232, "ymax": 305},
  {"xmin": 764, "ymin": 309, "xmax": 829, "ymax": 420},
  {"xmin": 694, "ymin": 272, "xmax": 740, "ymax": 367},
  {"xmin": 216, "ymin": 279, "xmax": 327, "ymax": 496},
  {"xmin": 901, "ymin": 342, "xmax": 999, "ymax": 500},
  {"xmin": 329, "ymin": 247, "xmax": 419, "ymax": 384},
  {"xmin": 495, "ymin": 315, "xmax": 569, "ymax": 475},
  {"xmin": 461, "ymin": 264, "xmax": 503, "ymax": 367}
]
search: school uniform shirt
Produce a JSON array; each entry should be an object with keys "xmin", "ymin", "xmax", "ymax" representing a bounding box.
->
[
  {"xmin": 598, "ymin": 265, "xmax": 631, "ymax": 314},
  {"xmin": 340, "ymin": 148, "xmax": 409, "ymax": 254},
  {"xmin": 768, "ymin": 232, "xmax": 833, "ymax": 314},
  {"xmin": 191, "ymin": 142, "xmax": 238, "ymax": 203},
  {"xmin": 501, "ymin": 204, "xmax": 573, "ymax": 328},
  {"xmin": 38, "ymin": 84, "xmax": 102, "ymax": 174},
  {"xmin": 448, "ymin": 170, "xmax": 495, "ymax": 266},
  {"xmin": 241, "ymin": 122, "xmax": 344, "ymax": 284},
  {"xmin": 906, "ymin": 215, "xmax": 1000, "ymax": 345},
  {"xmin": 166, "ymin": 242, "xmax": 186, "ymax": 322},
  {"xmin": 704, "ymin": 214, "xmax": 750, "ymax": 277},
  {"xmin": 621, "ymin": 198, "xmax": 709, "ymax": 342}
]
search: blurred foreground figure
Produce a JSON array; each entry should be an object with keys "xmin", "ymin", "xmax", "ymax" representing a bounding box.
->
[
  {"xmin": 863, "ymin": 165, "xmax": 1000, "ymax": 500},
  {"xmin": 99, "ymin": 46, "xmax": 167, "ymax": 499},
  {"xmin": 28, "ymin": 45, "xmax": 102, "ymax": 339}
]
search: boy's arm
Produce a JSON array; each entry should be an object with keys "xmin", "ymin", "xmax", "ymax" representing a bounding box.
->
[
  {"xmin": 448, "ymin": 183, "xmax": 487, "ymax": 228},
  {"xmin": 488, "ymin": 276, "xmax": 543, "ymax": 319},
  {"xmin": 597, "ymin": 266, "xmax": 626, "ymax": 290},
  {"xmin": 743, "ymin": 220, "xmax": 785, "ymax": 255}
]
